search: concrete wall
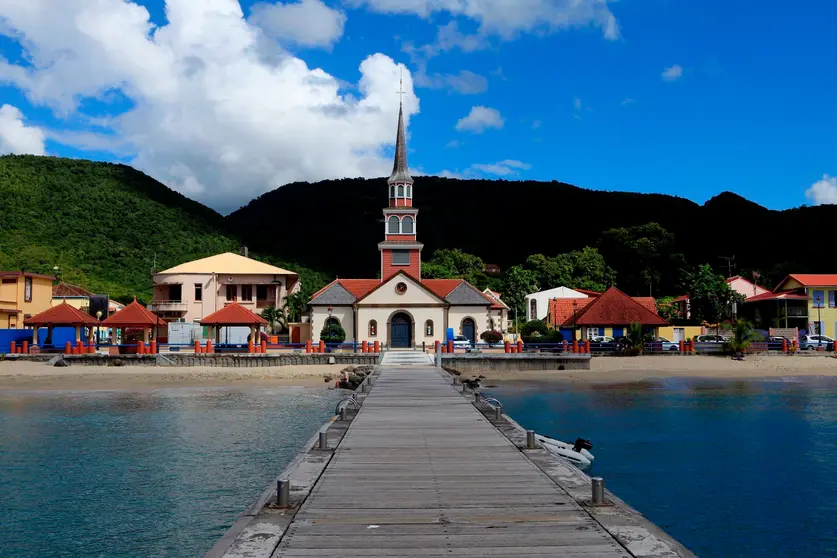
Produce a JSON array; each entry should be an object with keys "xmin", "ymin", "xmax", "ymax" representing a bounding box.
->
[{"xmin": 442, "ymin": 354, "xmax": 591, "ymax": 375}]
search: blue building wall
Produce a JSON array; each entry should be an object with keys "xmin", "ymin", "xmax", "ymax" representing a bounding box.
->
[{"xmin": 0, "ymin": 327, "xmax": 83, "ymax": 350}]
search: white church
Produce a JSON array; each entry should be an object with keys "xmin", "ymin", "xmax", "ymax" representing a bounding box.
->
[{"xmin": 307, "ymin": 99, "xmax": 508, "ymax": 348}]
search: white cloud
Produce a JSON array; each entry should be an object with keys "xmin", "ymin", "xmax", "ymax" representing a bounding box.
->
[
  {"xmin": 0, "ymin": 0, "xmax": 419, "ymax": 212},
  {"xmin": 455, "ymin": 106, "xmax": 504, "ymax": 133},
  {"xmin": 414, "ymin": 68, "xmax": 488, "ymax": 94},
  {"xmin": 0, "ymin": 104, "xmax": 46, "ymax": 155},
  {"xmin": 805, "ymin": 175, "xmax": 837, "ymax": 205},
  {"xmin": 471, "ymin": 159, "xmax": 531, "ymax": 176},
  {"xmin": 249, "ymin": 0, "xmax": 346, "ymax": 49},
  {"xmin": 662, "ymin": 64, "xmax": 683, "ymax": 82},
  {"xmin": 350, "ymin": 0, "xmax": 619, "ymax": 41}
]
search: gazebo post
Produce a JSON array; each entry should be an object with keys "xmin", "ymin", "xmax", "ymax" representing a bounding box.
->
[
  {"xmin": 75, "ymin": 326, "xmax": 81, "ymax": 343},
  {"xmin": 47, "ymin": 325, "xmax": 53, "ymax": 346},
  {"xmin": 32, "ymin": 326, "xmax": 39, "ymax": 346},
  {"xmin": 143, "ymin": 328, "xmax": 150, "ymax": 343}
]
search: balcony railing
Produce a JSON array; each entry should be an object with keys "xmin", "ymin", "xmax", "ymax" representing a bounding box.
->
[
  {"xmin": 780, "ymin": 307, "xmax": 809, "ymax": 317},
  {"xmin": 150, "ymin": 300, "xmax": 188, "ymax": 312}
]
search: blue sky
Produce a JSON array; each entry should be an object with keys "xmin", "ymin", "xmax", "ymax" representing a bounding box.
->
[{"xmin": 1, "ymin": 0, "xmax": 836, "ymax": 213}]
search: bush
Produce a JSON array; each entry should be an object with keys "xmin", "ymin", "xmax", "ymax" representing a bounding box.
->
[
  {"xmin": 520, "ymin": 320, "xmax": 550, "ymax": 344},
  {"xmin": 480, "ymin": 330, "xmax": 503, "ymax": 344},
  {"xmin": 548, "ymin": 329, "xmax": 564, "ymax": 343},
  {"xmin": 320, "ymin": 323, "xmax": 346, "ymax": 344}
]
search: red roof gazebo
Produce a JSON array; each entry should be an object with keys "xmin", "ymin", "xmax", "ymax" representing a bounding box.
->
[
  {"xmin": 24, "ymin": 301, "xmax": 101, "ymax": 345},
  {"xmin": 102, "ymin": 299, "xmax": 166, "ymax": 344},
  {"xmin": 200, "ymin": 302, "xmax": 267, "ymax": 344}
]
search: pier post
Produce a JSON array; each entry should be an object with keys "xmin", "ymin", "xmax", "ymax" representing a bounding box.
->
[
  {"xmin": 592, "ymin": 477, "xmax": 605, "ymax": 505},
  {"xmin": 318, "ymin": 432, "xmax": 328, "ymax": 450},
  {"xmin": 340, "ymin": 407, "xmax": 348, "ymax": 421},
  {"xmin": 526, "ymin": 430, "xmax": 536, "ymax": 449},
  {"xmin": 435, "ymin": 342, "xmax": 442, "ymax": 368},
  {"xmin": 277, "ymin": 479, "xmax": 290, "ymax": 507},
  {"xmin": 452, "ymin": 375, "xmax": 458, "ymax": 386},
  {"xmin": 494, "ymin": 405, "xmax": 502, "ymax": 421}
]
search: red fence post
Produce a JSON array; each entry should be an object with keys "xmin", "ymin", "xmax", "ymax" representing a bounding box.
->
[
  {"xmin": 447, "ymin": 340, "xmax": 454, "ymax": 354},
  {"xmin": 194, "ymin": 341, "xmax": 200, "ymax": 354},
  {"xmin": 679, "ymin": 340, "xmax": 685, "ymax": 353},
  {"xmin": 318, "ymin": 340, "xmax": 325, "ymax": 354},
  {"xmin": 435, "ymin": 340, "xmax": 440, "ymax": 354},
  {"xmin": 572, "ymin": 339, "xmax": 579, "ymax": 354},
  {"xmin": 64, "ymin": 342, "xmax": 71, "ymax": 355},
  {"xmin": 88, "ymin": 342, "xmax": 95, "ymax": 354},
  {"xmin": 305, "ymin": 340, "xmax": 312, "ymax": 353},
  {"xmin": 504, "ymin": 341, "xmax": 510, "ymax": 353},
  {"xmin": 441, "ymin": 344, "xmax": 447, "ymax": 353},
  {"xmin": 9, "ymin": 341, "xmax": 16, "ymax": 354},
  {"xmin": 374, "ymin": 340, "xmax": 380, "ymax": 353},
  {"xmin": 21, "ymin": 341, "xmax": 28, "ymax": 354},
  {"xmin": 150, "ymin": 340, "xmax": 157, "ymax": 354},
  {"xmin": 517, "ymin": 340, "xmax": 524, "ymax": 354}
]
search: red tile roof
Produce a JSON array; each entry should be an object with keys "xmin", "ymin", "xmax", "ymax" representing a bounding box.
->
[
  {"xmin": 338, "ymin": 279, "xmax": 383, "ymax": 299},
  {"xmin": 633, "ymin": 297, "xmax": 657, "ymax": 314},
  {"xmin": 777, "ymin": 274, "xmax": 837, "ymax": 289},
  {"xmin": 548, "ymin": 298, "xmax": 594, "ymax": 327},
  {"xmin": 200, "ymin": 302, "xmax": 268, "ymax": 326},
  {"xmin": 743, "ymin": 290, "xmax": 809, "ymax": 302},
  {"xmin": 24, "ymin": 302, "xmax": 100, "ymax": 326},
  {"xmin": 562, "ymin": 287, "xmax": 668, "ymax": 327},
  {"xmin": 574, "ymin": 289, "xmax": 602, "ymax": 297},
  {"xmin": 421, "ymin": 279, "xmax": 463, "ymax": 298},
  {"xmin": 53, "ymin": 282, "xmax": 94, "ymax": 298},
  {"xmin": 102, "ymin": 299, "xmax": 166, "ymax": 327}
]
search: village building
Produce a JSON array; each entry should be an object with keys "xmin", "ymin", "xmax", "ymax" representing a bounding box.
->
[
  {"xmin": 307, "ymin": 101, "xmax": 508, "ymax": 347},
  {"xmin": 742, "ymin": 274, "xmax": 837, "ymax": 338},
  {"xmin": 673, "ymin": 275, "xmax": 768, "ymax": 319},
  {"xmin": 548, "ymin": 287, "xmax": 667, "ymax": 340},
  {"xmin": 52, "ymin": 282, "xmax": 124, "ymax": 316},
  {"xmin": 525, "ymin": 286, "xmax": 592, "ymax": 321},
  {"xmin": 150, "ymin": 252, "xmax": 300, "ymax": 326},
  {"xmin": 0, "ymin": 271, "xmax": 55, "ymax": 329}
]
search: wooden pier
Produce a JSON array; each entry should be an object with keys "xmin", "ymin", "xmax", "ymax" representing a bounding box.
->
[{"xmin": 208, "ymin": 366, "xmax": 694, "ymax": 557}]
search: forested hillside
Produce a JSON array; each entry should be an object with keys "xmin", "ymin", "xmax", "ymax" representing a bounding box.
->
[{"xmin": 0, "ymin": 155, "xmax": 326, "ymax": 302}]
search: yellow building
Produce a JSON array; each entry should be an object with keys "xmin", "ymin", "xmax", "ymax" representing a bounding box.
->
[
  {"xmin": 0, "ymin": 271, "xmax": 56, "ymax": 329},
  {"xmin": 743, "ymin": 274, "xmax": 837, "ymax": 338}
]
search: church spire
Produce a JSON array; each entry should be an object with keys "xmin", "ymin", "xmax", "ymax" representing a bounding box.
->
[{"xmin": 388, "ymin": 77, "xmax": 413, "ymax": 185}]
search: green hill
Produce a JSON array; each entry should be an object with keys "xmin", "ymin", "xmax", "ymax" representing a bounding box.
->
[{"xmin": 0, "ymin": 155, "xmax": 326, "ymax": 302}]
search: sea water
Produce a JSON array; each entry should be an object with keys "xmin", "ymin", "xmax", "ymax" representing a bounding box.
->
[
  {"xmin": 485, "ymin": 378, "xmax": 837, "ymax": 557},
  {"xmin": 0, "ymin": 387, "xmax": 344, "ymax": 557}
]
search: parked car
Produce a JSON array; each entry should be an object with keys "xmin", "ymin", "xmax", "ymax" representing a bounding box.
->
[
  {"xmin": 799, "ymin": 335, "xmax": 834, "ymax": 351},
  {"xmin": 452, "ymin": 335, "xmax": 472, "ymax": 350},
  {"xmin": 695, "ymin": 334, "xmax": 725, "ymax": 343},
  {"xmin": 766, "ymin": 336, "xmax": 788, "ymax": 350},
  {"xmin": 650, "ymin": 336, "xmax": 680, "ymax": 351},
  {"xmin": 589, "ymin": 335, "xmax": 614, "ymax": 343}
]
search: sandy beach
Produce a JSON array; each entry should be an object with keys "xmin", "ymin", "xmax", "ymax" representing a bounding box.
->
[
  {"xmin": 480, "ymin": 354, "xmax": 837, "ymax": 384},
  {"xmin": 0, "ymin": 361, "xmax": 340, "ymax": 391}
]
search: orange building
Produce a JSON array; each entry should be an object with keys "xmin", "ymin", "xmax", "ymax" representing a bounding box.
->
[{"xmin": 0, "ymin": 271, "xmax": 56, "ymax": 329}]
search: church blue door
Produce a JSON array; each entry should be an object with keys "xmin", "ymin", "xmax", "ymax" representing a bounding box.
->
[
  {"xmin": 390, "ymin": 313, "xmax": 412, "ymax": 348},
  {"xmin": 462, "ymin": 318, "xmax": 476, "ymax": 346}
]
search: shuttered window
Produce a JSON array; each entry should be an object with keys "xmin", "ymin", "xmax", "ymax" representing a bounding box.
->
[
  {"xmin": 392, "ymin": 250, "xmax": 410, "ymax": 266},
  {"xmin": 402, "ymin": 216, "xmax": 414, "ymax": 234}
]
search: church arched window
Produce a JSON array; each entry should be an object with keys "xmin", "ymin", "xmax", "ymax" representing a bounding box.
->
[
  {"xmin": 397, "ymin": 184, "xmax": 404, "ymax": 197},
  {"xmin": 406, "ymin": 185, "xmax": 412, "ymax": 197},
  {"xmin": 425, "ymin": 320, "xmax": 434, "ymax": 336},
  {"xmin": 388, "ymin": 216, "xmax": 400, "ymax": 234},
  {"xmin": 530, "ymin": 299, "xmax": 537, "ymax": 319},
  {"xmin": 402, "ymin": 216, "xmax": 414, "ymax": 234},
  {"xmin": 390, "ymin": 185, "xmax": 395, "ymax": 198},
  {"xmin": 369, "ymin": 320, "xmax": 377, "ymax": 336}
]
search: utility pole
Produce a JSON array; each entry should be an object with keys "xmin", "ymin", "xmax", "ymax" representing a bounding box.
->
[{"xmin": 719, "ymin": 255, "xmax": 736, "ymax": 278}]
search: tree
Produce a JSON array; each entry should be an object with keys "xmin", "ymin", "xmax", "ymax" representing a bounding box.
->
[
  {"xmin": 598, "ymin": 223, "xmax": 688, "ymax": 296},
  {"xmin": 525, "ymin": 247, "xmax": 615, "ymax": 293},
  {"xmin": 320, "ymin": 322, "xmax": 346, "ymax": 344},
  {"xmin": 624, "ymin": 322, "xmax": 650, "ymax": 356},
  {"xmin": 502, "ymin": 265, "xmax": 538, "ymax": 319},
  {"xmin": 260, "ymin": 305, "xmax": 283, "ymax": 334},
  {"xmin": 282, "ymin": 291, "xmax": 308, "ymax": 323},
  {"xmin": 686, "ymin": 264, "xmax": 744, "ymax": 326},
  {"xmin": 480, "ymin": 330, "xmax": 503, "ymax": 345},
  {"xmin": 421, "ymin": 249, "xmax": 489, "ymax": 288},
  {"xmin": 727, "ymin": 319, "xmax": 760, "ymax": 359},
  {"xmin": 655, "ymin": 296, "xmax": 680, "ymax": 322},
  {"xmin": 519, "ymin": 319, "xmax": 551, "ymax": 343}
]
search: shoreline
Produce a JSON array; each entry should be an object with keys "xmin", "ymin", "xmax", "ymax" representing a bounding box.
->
[
  {"xmin": 3, "ymin": 355, "xmax": 837, "ymax": 391},
  {"xmin": 0, "ymin": 362, "xmax": 339, "ymax": 391}
]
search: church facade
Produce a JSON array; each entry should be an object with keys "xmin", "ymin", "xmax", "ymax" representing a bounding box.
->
[{"xmin": 308, "ymin": 101, "xmax": 508, "ymax": 348}]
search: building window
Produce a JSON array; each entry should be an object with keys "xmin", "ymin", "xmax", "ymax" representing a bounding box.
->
[
  {"xmin": 168, "ymin": 284, "xmax": 182, "ymax": 302},
  {"xmin": 530, "ymin": 299, "xmax": 537, "ymax": 319},
  {"xmin": 24, "ymin": 277, "xmax": 32, "ymax": 302},
  {"xmin": 407, "ymin": 185, "xmax": 412, "ymax": 197},
  {"xmin": 392, "ymin": 250, "xmax": 410, "ymax": 266},
  {"xmin": 397, "ymin": 184, "xmax": 404, "ymax": 196},
  {"xmin": 194, "ymin": 284, "xmax": 202, "ymax": 301},
  {"xmin": 241, "ymin": 285, "xmax": 253, "ymax": 301},
  {"xmin": 226, "ymin": 285, "xmax": 237, "ymax": 300},
  {"xmin": 813, "ymin": 290, "xmax": 825, "ymax": 308},
  {"xmin": 425, "ymin": 320, "xmax": 434, "ymax": 336},
  {"xmin": 256, "ymin": 285, "xmax": 268, "ymax": 300},
  {"xmin": 402, "ymin": 216, "xmax": 414, "ymax": 234},
  {"xmin": 830, "ymin": 291, "xmax": 836, "ymax": 308},
  {"xmin": 369, "ymin": 320, "xmax": 377, "ymax": 336},
  {"xmin": 390, "ymin": 185, "xmax": 395, "ymax": 198},
  {"xmin": 388, "ymin": 216, "xmax": 400, "ymax": 234}
]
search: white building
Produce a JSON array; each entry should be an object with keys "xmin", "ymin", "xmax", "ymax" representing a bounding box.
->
[
  {"xmin": 524, "ymin": 286, "xmax": 591, "ymax": 321},
  {"xmin": 306, "ymin": 100, "xmax": 508, "ymax": 347}
]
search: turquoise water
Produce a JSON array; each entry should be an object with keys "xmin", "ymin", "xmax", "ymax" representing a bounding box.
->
[
  {"xmin": 486, "ymin": 378, "xmax": 837, "ymax": 557},
  {"xmin": 0, "ymin": 387, "xmax": 343, "ymax": 557}
]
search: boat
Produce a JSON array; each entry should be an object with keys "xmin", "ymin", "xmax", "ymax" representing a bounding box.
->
[{"xmin": 535, "ymin": 435, "xmax": 594, "ymax": 468}]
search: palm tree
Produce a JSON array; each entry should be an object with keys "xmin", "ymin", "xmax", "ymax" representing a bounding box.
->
[
  {"xmin": 260, "ymin": 305, "xmax": 282, "ymax": 334},
  {"xmin": 728, "ymin": 319, "xmax": 758, "ymax": 360},
  {"xmin": 626, "ymin": 322, "xmax": 647, "ymax": 355}
]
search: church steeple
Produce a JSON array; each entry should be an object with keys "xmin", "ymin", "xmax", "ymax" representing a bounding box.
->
[
  {"xmin": 379, "ymin": 75, "xmax": 423, "ymax": 281},
  {"xmin": 388, "ymin": 102, "xmax": 413, "ymax": 185}
]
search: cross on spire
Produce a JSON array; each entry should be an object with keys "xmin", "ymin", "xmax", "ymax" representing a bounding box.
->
[{"xmin": 396, "ymin": 68, "xmax": 405, "ymax": 105}]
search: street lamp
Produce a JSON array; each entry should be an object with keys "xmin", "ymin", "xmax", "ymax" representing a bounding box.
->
[{"xmin": 96, "ymin": 310, "xmax": 103, "ymax": 347}]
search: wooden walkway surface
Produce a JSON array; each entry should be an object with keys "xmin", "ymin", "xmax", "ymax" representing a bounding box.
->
[{"xmin": 272, "ymin": 367, "xmax": 631, "ymax": 557}]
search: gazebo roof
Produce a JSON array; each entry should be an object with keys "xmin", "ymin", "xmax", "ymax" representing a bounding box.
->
[
  {"xmin": 102, "ymin": 299, "xmax": 165, "ymax": 327},
  {"xmin": 24, "ymin": 302, "xmax": 100, "ymax": 327},
  {"xmin": 200, "ymin": 302, "xmax": 268, "ymax": 326}
]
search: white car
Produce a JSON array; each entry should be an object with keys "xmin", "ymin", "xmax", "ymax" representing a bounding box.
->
[
  {"xmin": 589, "ymin": 336, "xmax": 614, "ymax": 343},
  {"xmin": 799, "ymin": 335, "xmax": 834, "ymax": 350},
  {"xmin": 452, "ymin": 335, "xmax": 472, "ymax": 350},
  {"xmin": 653, "ymin": 336, "xmax": 680, "ymax": 351}
]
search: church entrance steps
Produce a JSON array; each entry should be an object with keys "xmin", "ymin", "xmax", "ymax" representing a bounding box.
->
[{"xmin": 380, "ymin": 350, "xmax": 435, "ymax": 366}]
